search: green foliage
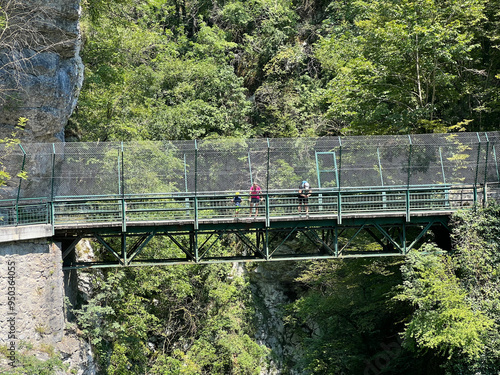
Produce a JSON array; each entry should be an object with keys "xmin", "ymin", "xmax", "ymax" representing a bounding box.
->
[
  {"xmin": 71, "ymin": 3, "xmax": 252, "ymax": 142},
  {"xmin": 397, "ymin": 245, "xmax": 493, "ymax": 359},
  {"xmin": 316, "ymin": 0, "xmax": 499, "ymax": 134},
  {"xmin": 0, "ymin": 117, "xmax": 27, "ymax": 188},
  {"xmin": 0, "ymin": 349, "xmax": 66, "ymax": 375},
  {"xmin": 74, "ymin": 247, "xmax": 269, "ymax": 374},
  {"xmin": 396, "ymin": 205, "xmax": 500, "ymax": 372},
  {"xmin": 71, "ymin": 0, "xmax": 500, "ymax": 139}
]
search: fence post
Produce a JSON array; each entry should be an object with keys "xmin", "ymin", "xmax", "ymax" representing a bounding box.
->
[
  {"xmin": 183, "ymin": 154, "xmax": 191, "ymax": 216},
  {"xmin": 15, "ymin": 144, "xmax": 27, "ymax": 226},
  {"xmin": 51, "ymin": 143, "xmax": 56, "ymax": 201},
  {"xmin": 194, "ymin": 140, "xmax": 198, "ymax": 230},
  {"xmin": 377, "ymin": 148, "xmax": 387, "ymax": 209},
  {"xmin": 474, "ymin": 132, "xmax": 481, "ymax": 194},
  {"xmin": 406, "ymin": 190, "xmax": 410, "ymax": 222},
  {"xmin": 407, "ymin": 135, "xmax": 412, "ymax": 186},
  {"xmin": 120, "ymin": 142, "xmax": 126, "ymax": 232},
  {"xmin": 483, "ymin": 133, "xmax": 490, "ymax": 207},
  {"xmin": 50, "ymin": 201, "xmax": 55, "ymax": 234},
  {"xmin": 406, "ymin": 135, "xmax": 413, "ymax": 222},
  {"xmin": 337, "ymin": 190, "xmax": 342, "ymax": 225},
  {"xmin": 439, "ymin": 147, "xmax": 450, "ymax": 207},
  {"xmin": 266, "ymin": 139, "xmax": 270, "ymax": 226},
  {"xmin": 338, "ymin": 136, "xmax": 342, "ymax": 188},
  {"xmin": 337, "ymin": 137, "xmax": 342, "ymax": 224}
]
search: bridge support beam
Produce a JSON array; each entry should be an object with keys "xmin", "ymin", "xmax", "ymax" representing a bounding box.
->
[{"xmin": 59, "ymin": 215, "xmax": 450, "ymax": 269}]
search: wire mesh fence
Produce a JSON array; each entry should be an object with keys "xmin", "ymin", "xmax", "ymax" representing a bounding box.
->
[{"xmin": 1, "ymin": 132, "xmax": 500, "ymax": 202}]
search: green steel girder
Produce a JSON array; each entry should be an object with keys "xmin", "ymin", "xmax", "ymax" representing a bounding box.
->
[
  {"xmin": 126, "ymin": 233, "xmax": 155, "ymax": 264},
  {"xmin": 164, "ymin": 232, "xmax": 196, "ymax": 262},
  {"xmin": 373, "ymin": 223, "xmax": 404, "ymax": 254},
  {"xmin": 95, "ymin": 234, "xmax": 124, "ymax": 265},
  {"xmin": 364, "ymin": 228, "xmax": 391, "ymax": 250},
  {"xmin": 268, "ymin": 226, "xmax": 298, "ymax": 258},
  {"xmin": 339, "ymin": 224, "xmax": 369, "ymax": 256},
  {"xmin": 301, "ymin": 228, "xmax": 336, "ymax": 256},
  {"xmin": 61, "ymin": 237, "xmax": 82, "ymax": 260},
  {"xmin": 60, "ymin": 214, "xmax": 449, "ymax": 270}
]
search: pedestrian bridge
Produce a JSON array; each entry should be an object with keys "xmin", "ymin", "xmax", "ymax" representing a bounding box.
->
[{"xmin": 1, "ymin": 132, "xmax": 499, "ymax": 268}]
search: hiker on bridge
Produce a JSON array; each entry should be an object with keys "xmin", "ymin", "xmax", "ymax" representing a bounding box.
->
[
  {"xmin": 232, "ymin": 192, "xmax": 242, "ymax": 217},
  {"xmin": 249, "ymin": 182, "xmax": 262, "ymax": 217},
  {"xmin": 298, "ymin": 180, "xmax": 311, "ymax": 217}
]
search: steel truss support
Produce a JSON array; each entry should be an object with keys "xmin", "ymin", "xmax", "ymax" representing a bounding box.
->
[{"xmin": 60, "ymin": 216, "xmax": 449, "ymax": 269}]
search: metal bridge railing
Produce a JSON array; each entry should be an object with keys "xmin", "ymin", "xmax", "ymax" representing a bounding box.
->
[
  {"xmin": 0, "ymin": 199, "xmax": 50, "ymax": 227},
  {"xmin": 0, "ymin": 184, "xmax": 492, "ymax": 229},
  {"xmin": 47, "ymin": 185, "xmax": 479, "ymax": 226}
]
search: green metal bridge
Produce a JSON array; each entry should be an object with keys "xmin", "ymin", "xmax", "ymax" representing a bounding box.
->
[{"xmin": 1, "ymin": 132, "xmax": 499, "ymax": 269}]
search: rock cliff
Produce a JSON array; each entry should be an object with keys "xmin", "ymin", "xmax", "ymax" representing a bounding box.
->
[
  {"xmin": 0, "ymin": 0, "xmax": 92, "ymax": 372},
  {"xmin": 0, "ymin": 0, "xmax": 83, "ymax": 142}
]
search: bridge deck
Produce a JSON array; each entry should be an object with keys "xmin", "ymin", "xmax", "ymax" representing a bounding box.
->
[
  {"xmin": 0, "ymin": 183, "xmax": 485, "ymax": 240},
  {"xmin": 53, "ymin": 209, "xmax": 453, "ymax": 232},
  {"xmin": 0, "ymin": 185, "xmax": 489, "ymax": 268}
]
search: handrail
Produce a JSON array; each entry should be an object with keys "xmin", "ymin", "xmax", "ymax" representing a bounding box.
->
[{"xmin": 1, "ymin": 183, "xmax": 495, "ymax": 230}]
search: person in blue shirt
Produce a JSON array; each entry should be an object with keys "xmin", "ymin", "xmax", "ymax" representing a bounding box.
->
[{"xmin": 298, "ymin": 180, "xmax": 311, "ymax": 217}]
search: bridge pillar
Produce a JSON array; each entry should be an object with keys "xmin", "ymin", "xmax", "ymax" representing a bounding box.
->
[
  {"xmin": 0, "ymin": 238, "xmax": 98, "ymax": 372},
  {"xmin": 0, "ymin": 240, "xmax": 65, "ymax": 347}
]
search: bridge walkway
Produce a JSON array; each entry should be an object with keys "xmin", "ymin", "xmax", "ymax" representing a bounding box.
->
[
  {"xmin": 0, "ymin": 184, "xmax": 479, "ymax": 269},
  {"xmin": 1, "ymin": 131, "xmax": 499, "ymax": 268}
]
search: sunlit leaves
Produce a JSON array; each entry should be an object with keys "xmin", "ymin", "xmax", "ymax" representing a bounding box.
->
[
  {"xmin": 73, "ymin": 3, "xmax": 251, "ymax": 141},
  {"xmin": 316, "ymin": 0, "xmax": 489, "ymax": 134},
  {"xmin": 397, "ymin": 205, "xmax": 500, "ymax": 373},
  {"xmin": 397, "ymin": 245, "xmax": 493, "ymax": 359}
]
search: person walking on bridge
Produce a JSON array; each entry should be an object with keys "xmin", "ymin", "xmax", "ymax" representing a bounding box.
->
[
  {"xmin": 298, "ymin": 180, "xmax": 311, "ymax": 217},
  {"xmin": 249, "ymin": 182, "xmax": 262, "ymax": 217},
  {"xmin": 232, "ymin": 192, "xmax": 242, "ymax": 217}
]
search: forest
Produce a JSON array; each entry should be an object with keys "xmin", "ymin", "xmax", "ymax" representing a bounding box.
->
[{"xmin": 43, "ymin": 0, "xmax": 500, "ymax": 373}]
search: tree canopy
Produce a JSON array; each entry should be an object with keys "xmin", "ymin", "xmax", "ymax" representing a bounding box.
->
[{"xmin": 68, "ymin": 0, "xmax": 500, "ymax": 141}]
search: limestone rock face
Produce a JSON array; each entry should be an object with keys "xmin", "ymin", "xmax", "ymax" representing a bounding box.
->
[
  {"xmin": 0, "ymin": 0, "xmax": 84, "ymax": 142},
  {"xmin": 249, "ymin": 260, "xmax": 305, "ymax": 375}
]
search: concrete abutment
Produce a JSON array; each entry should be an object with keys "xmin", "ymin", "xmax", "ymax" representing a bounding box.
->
[{"xmin": 0, "ymin": 238, "xmax": 95, "ymax": 374}]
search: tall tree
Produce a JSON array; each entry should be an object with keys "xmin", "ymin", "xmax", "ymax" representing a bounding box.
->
[
  {"xmin": 396, "ymin": 205, "xmax": 500, "ymax": 373},
  {"xmin": 316, "ymin": 0, "xmax": 488, "ymax": 134}
]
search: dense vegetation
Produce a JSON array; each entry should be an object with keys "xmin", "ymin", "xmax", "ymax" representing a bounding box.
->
[
  {"xmin": 64, "ymin": 0, "xmax": 500, "ymax": 374},
  {"xmin": 69, "ymin": 0, "xmax": 500, "ymax": 141}
]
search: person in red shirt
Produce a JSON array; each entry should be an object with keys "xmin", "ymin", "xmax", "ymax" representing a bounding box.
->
[{"xmin": 249, "ymin": 182, "xmax": 262, "ymax": 217}]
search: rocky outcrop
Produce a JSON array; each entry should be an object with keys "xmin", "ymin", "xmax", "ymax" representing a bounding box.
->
[
  {"xmin": 0, "ymin": 0, "xmax": 84, "ymax": 142},
  {"xmin": 0, "ymin": 241, "xmax": 65, "ymax": 345},
  {"xmin": 0, "ymin": 1, "xmax": 95, "ymax": 372},
  {"xmin": 249, "ymin": 260, "xmax": 305, "ymax": 375}
]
